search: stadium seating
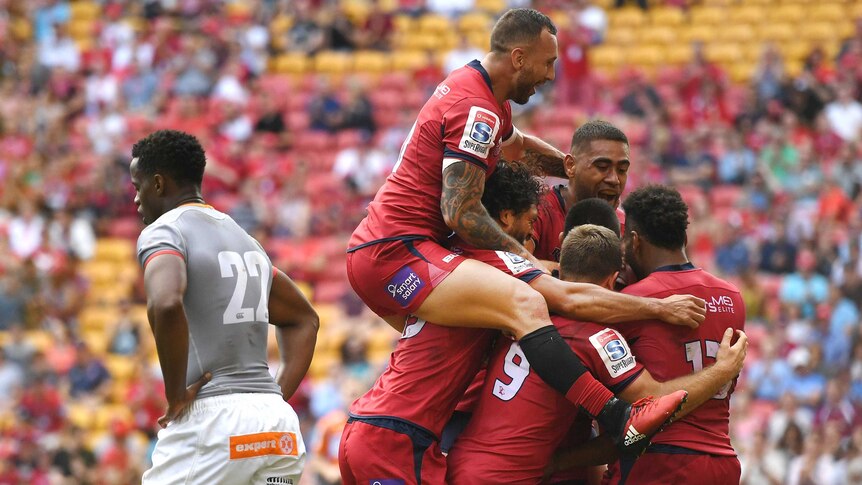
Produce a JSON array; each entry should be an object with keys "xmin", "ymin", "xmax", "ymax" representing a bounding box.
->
[{"xmin": 562, "ymin": 1, "xmax": 859, "ymax": 81}]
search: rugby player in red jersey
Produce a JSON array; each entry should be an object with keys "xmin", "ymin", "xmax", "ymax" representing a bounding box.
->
[
  {"xmin": 341, "ymin": 163, "xmax": 698, "ymax": 484},
  {"xmin": 528, "ymin": 120, "xmax": 630, "ymax": 266},
  {"xmin": 446, "ymin": 224, "xmax": 746, "ymax": 485},
  {"xmin": 345, "ymin": 7, "xmax": 698, "ymax": 469},
  {"xmin": 601, "ymin": 185, "xmax": 747, "ymax": 484}
]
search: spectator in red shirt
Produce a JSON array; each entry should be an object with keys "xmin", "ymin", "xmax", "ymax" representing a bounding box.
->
[
  {"xmin": 557, "ymin": 4, "xmax": 599, "ymax": 109},
  {"xmin": 357, "ymin": 3, "xmax": 393, "ymax": 51},
  {"xmin": 17, "ymin": 373, "xmax": 64, "ymax": 433}
]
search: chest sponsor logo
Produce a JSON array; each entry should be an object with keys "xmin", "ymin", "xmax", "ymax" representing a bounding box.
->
[
  {"xmin": 589, "ymin": 328, "xmax": 636, "ymax": 378},
  {"xmin": 459, "ymin": 106, "xmax": 501, "ymax": 160},
  {"xmin": 229, "ymin": 432, "xmax": 298, "ymax": 460},
  {"xmin": 370, "ymin": 480, "xmax": 405, "ymax": 485},
  {"xmin": 706, "ymin": 295, "xmax": 735, "ymax": 314},
  {"xmin": 387, "ymin": 266, "xmax": 425, "ymax": 307},
  {"xmin": 495, "ymin": 251, "xmax": 534, "ymax": 276}
]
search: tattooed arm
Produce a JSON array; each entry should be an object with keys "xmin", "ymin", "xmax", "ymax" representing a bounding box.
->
[
  {"xmin": 501, "ymin": 127, "xmax": 567, "ymax": 178},
  {"xmin": 441, "ymin": 161, "xmax": 537, "ymax": 262}
]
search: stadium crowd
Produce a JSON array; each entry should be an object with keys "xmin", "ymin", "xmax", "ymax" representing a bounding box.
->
[{"xmin": 0, "ymin": 0, "xmax": 859, "ymax": 483}]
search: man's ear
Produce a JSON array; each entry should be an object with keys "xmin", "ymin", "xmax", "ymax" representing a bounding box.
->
[
  {"xmin": 498, "ymin": 209, "xmax": 514, "ymax": 231},
  {"xmin": 564, "ymin": 153, "xmax": 577, "ymax": 178},
  {"xmin": 511, "ymin": 47, "xmax": 526, "ymax": 70},
  {"xmin": 602, "ymin": 271, "xmax": 620, "ymax": 291},
  {"xmin": 630, "ymin": 231, "xmax": 640, "ymax": 255},
  {"xmin": 558, "ymin": 231, "xmax": 564, "ymax": 245},
  {"xmin": 153, "ymin": 174, "xmax": 165, "ymax": 196}
]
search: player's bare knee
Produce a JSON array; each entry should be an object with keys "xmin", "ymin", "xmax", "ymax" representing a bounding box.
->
[{"xmin": 507, "ymin": 283, "xmax": 549, "ymax": 338}]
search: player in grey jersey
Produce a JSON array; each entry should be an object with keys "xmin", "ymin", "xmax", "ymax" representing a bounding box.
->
[{"xmin": 132, "ymin": 130, "xmax": 318, "ymax": 484}]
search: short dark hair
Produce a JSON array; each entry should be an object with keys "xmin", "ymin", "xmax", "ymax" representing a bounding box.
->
[
  {"xmin": 131, "ymin": 130, "xmax": 206, "ymax": 187},
  {"xmin": 570, "ymin": 120, "xmax": 628, "ymax": 154},
  {"xmin": 482, "ymin": 160, "xmax": 544, "ymax": 219},
  {"xmin": 490, "ymin": 8, "xmax": 557, "ymax": 54},
  {"xmin": 622, "ymin": 185, "xmax": 689, "ymax": 250},
  {"xmin": 560, "ymin": 224, "xmax": 622, "ymax": 283},
  {"xmin": 563, "ymin": 198, "xmax": 621, "ymax": 239}
]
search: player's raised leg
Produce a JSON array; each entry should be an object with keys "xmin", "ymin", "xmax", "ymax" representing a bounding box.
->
[{"xmin": 415, "ymin": 258, "xmax": 685, "ymax": 455}]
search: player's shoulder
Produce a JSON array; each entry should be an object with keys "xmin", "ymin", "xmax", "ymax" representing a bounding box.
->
[
  {"xmin": 556, "ymin": 317, "xmax": 614, "ymax": 341},
  {"xmin": 699, "ymin": 269, "xmax": 742, "ymax": 294},
  {"xmin": 155, "ymin": 204, "xmax": 228, "ymax": 226},
  {"xmin": 620, "ymin": 273, "xmax": 668, "ymax": 297},
  {"xmin": 436, "ymin": 63, "xmax": 501, "ymax": 113},
  {"xmin": 139, "ymin": 205, "xmax": 230, "ymax": 243},
  {"xmin": 551, "ymin": 315, "xmax": 587, "ymax": 335},
  {"xmin": 537, "ymin": 185, "xmax": 565, "ymax": 216},
  {"xmin": 625, "ymin": 267, "xmax": 737, "ymax": 296}
]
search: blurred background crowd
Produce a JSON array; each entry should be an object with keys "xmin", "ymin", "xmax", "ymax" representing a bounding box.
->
[{"xmin": 0, "ymin": 0, "xmax": 860, "ymax": 483}]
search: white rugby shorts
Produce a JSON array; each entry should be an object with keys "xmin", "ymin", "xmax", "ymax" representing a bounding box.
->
[{"xmin": 142, "ymin": 393, "xmax": 306, "ymax": 485}]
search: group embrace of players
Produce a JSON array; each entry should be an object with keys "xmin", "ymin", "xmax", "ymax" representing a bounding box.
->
[
  {"xmin": 127, "ymin": 7, "xmax": 747, "ymax": 485},
  {"xmin": 339, "ymin": 8, "xmax": 748, "ymax": 485}
]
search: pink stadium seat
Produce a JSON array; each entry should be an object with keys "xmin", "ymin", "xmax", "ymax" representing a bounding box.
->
[
  {"xmin": 313, "ymin": 279, "xmax": 350, "ymax": 303},
  {"xmin": 258, "ymin": 75, "xmax": 294, "ymax": 99},
  {"xmin": 710, "ymin": 185, "xmax": 744, "ymax": 209},
  {"xmin": 336, "ymin": 130, "xmax": 366, "ymax": 149},
  {"xmin": 374, "ymin": 108, "xmax": 401, "ymax": 128},
  {"xmin": 287, "ymin": 111, "xmax": 311, "ymax": 131},
  {"xmin": 306, "ymin": 173, "xmax": 342, "ymax": 196},
  {"xmin": 284, "ymin": 91, "xmax": 313, "ymax": 113},
  {"xmin": 759, "ymin": 274, "xmax": 783, "ymax": 299},
  {"xmin": 676, "ymin": 184, "xmax": 707, "ymax": 209},
  {"xmin": 369, "ymin": 90, "xmax": 403, "ymax": 110},
  {"xmin": 376, "ymin": 72, "xmax": 410, "ymax": 91},
  {"xmin": 209, "ymin": 193, "xmax": 241, "ymax": 213},
  {"xmin": 105, "ymin": 217, "xmax": 143, "ymax": 240},
  {"xmin": 293, "ymin": 131, "xmax": 332, "ymax": 151}
]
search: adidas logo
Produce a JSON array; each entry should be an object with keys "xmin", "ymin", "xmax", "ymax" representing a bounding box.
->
[{"xmin": 623, "ymin": 425, "xmax": 646, "ymax": 446}]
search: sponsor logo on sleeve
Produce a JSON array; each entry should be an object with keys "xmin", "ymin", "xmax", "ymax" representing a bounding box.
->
[
  {"xmin": 442, "ymin": 253, "xmax": 458, "ymax": 263},
  {"xmin": 434, "ymin": 83, "xmax": 450, "ymax": 99},
  {"xmin": 370, "ymin": 481, "xmax": 405, "ymax": 485},
  {"xmin": 706, "ymin": 295, "xmax": 735, "ymax": 314},
  {"xmin": 459, "ymin": 106, "xmax": 501, "ymax": 159},
  {"xmin": 495, "ymin": 251, "xmax": 534, "ymax": 276},
  {"xmin": 387, "ymin": 266, "xmax": 425, "ymax": 308},
  {"xmin": 229, "ymin": 432, "xmax": 298, "ymax": 460},
  {"xmin": 589, "ymin": 328, "xmax": 636, "ymax": 378}
]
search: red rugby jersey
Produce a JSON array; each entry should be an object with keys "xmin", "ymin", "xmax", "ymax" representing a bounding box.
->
[
  {"xmin": 446, "ymin": 316, "xmax": 644, "ymax": 484},
  {"xmin": 349, "ymin": 243, "xmax": 542, "ymax": 436},
  {"xmin": 531, "ymin": 184, "xmax": 626, "ymax": 262},
  {"xmin": 612, "ymin": 264, "xmax": 745, "ymax": 456},
  {"xmin": 350, "ymin": 60, "xmax": 514, "ymax": 248}
]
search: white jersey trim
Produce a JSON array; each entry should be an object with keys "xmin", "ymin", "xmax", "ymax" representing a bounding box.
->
[
  {"xmin": 501, "ymin": 126, "xmax": 520, "ymax": 147},
  {"xmin": 442, "ymin": 157, "xmax": 466, "ymax": 173}
]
